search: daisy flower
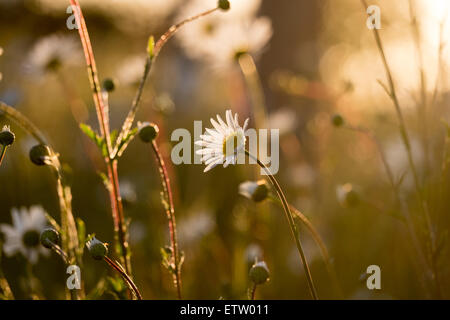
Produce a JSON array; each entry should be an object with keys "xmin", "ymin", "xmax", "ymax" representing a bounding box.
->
[
  {"xmin": 0, "ymin": 206, "xmax": 49, "ymax": 264},
  {"xmin": 195, "ymin": 109, "xmax": 249, "ymax": 172},
  {"xmin": 25, "ymin": 34, "xmax": 82, "ymax": 76}
]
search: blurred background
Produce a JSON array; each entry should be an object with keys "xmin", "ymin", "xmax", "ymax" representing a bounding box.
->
[{"xmin": 1, "ymin": 0, "xmax": 450, "ymax": 299}]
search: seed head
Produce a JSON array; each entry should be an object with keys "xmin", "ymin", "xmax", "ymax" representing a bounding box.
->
[
  {"xmin": 40, "ymin": 228, "xmax": 60, "ymax": 249},
  {"xmin": 86, "ymin": 237, "xmax": 108, "ymax": 260},
  {"xmin": 138, "ymin": 122, "xmax": 159, "ymax": 143},
  {"xmin": 29, "ymin": 144, "xmax": 52, "ymax": 166},
  {"xmin": 331, "ymin": 114, "xmax": 344, "ymax": 127},
  {"xmin": 239, "ymin": 180, "xmax": 269, "ymax": 203},
  {"xmin": 0, "ymin": 126, "xmax": 15, "ymax": 146},
  {"xmin": 102, "ymin": 78, "xmax": 116, "ymax": 92},
  {"xmin": 218, "ymin": 0, "xmax": 230, "ymax": 11},
  {"xmin": 249, "ymin": 261, "xmax": 270, "ymax": 285}
]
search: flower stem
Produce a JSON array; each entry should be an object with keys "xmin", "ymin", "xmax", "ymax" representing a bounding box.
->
[
  {"xmin": 269, "ymin": 196, "xmax": 343, "ymax": 298},
  {"xmin": 70, "ymin": 0, "xmax": 131, "ymax": 276},
  {"xmin": 245, "ymin": 150, "xmax": 318, "ymax": 299},
  {"xmin": 0, "ymin": 145, "xmax": 7, "ymax": 167},
  {"xmin": 250, "ymin": 283, "xmax": 257, "ymax": 300},
  {"xmin": 104, "ymin": 256, "xmax": 142, "ymax": 300},
  {"xmin": 151, "ymin": 140, "xmax": 182, "ymax": 299}
]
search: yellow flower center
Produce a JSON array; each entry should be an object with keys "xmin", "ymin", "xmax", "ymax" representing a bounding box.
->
[{"xmin": 222, "ymin": 131, "xmax": 244, "ymax": 157}]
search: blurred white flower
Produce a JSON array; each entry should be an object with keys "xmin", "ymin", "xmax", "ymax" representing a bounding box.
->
[
  {"xmin": 0, "ymin": 206, "xmax": 49, "ymax": 264},
  {"xmin": 120, "ymin": 180, "xmax": 137, "ymax": 204},
  {"xmin": 25, "ymin": 34, "xmax": 82, "ymax": 76},
  {"xmin": 195, "ymin": 110, "xmax": 249, "ymax": 172},
  {"xmin": 268, "ymin": 108, "xmax": 298, "ymax": 136},
  {"xmin": 178, "ymin": 211, "xmax": 215, "ymax": 246},
  {"xmin": 287, "ymin": 164, "xmax": 316, "ymax": 188},
  {"xmin": 175, "ymin": 0, "xmax": 272, "ymax": 71},
  {"xmin": 116, "ymin": 55, "xmax": 146, "ymax": 87},
  {"xmin": 244, "ymin": 243, "xmax": 263, "ymax": 264}
]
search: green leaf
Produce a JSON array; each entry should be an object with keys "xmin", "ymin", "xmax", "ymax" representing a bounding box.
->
[{"xmin": 80, "ymin": 123, "xmax": 97, "ymax": 142}]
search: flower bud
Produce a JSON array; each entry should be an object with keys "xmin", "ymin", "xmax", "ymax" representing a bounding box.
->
[
  {"xmin": 86, "ymin": 237, "xmax": 108, "ymax": 260},
  {"xmin": 0, "ymin": 126, "xmax": 15, "ymax": 146},
  {"xmin": 336, "ymin": 183, "xmax": 360, "ymax": 208},
  {"xmin": 40, "ymin": 228, "xmax": 60, "ymax": 249},
  {"xmin": 249, "ymin": 261, "xmax": 270, "ymax": 285},
  {"xmin": 218, "ymin": 0, "xmax": 230, "ymax": 11},
  {"xmin": 138, "ymin": 122, "xmax": 159, "ymax": 143},
  {"xmin": 102, "ymin": 78, "xmax": 116, "ymax": 92},
  {"xmin": 331, "ymin": 114, "xmax": 344, "ymax": 127},
  {"xmin": 239, "ymin": 180, "xmax": 269, "ymax": 203},
  {"xmin": 29, "ymin": 144, "xmax": 52, "ymax": 166}
]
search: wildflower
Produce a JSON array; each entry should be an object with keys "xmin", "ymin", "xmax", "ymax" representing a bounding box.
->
[
  {"xmin": 0, "ymin": 206, "xmax": 49, "ymax": 264},
  {"xmin": 40, "ymin": 228, "xmax": 60, "ymax": 249},
  {"xmin": 239, "ymin": 180, "xmax": 269, "ymax": 202},
  {"xmin": 249, "ymin": 261, "xmax": 270, "ymax": 285},
  {"xmin": 86, "ymin": 237, "xmax": 108, "ymax": 260},
  {"xmin": 26, "ymin": 34, "xmax": 81, "ymax": 75},
  {"xmin": 195, "ymin": 109, "xmax": 249, "ymax": 172},
  {"xmin": 138, "ymin": 122, "xmax": 159, "ymax": 143},
  {"xmin": 0, "ymin": 125, "xmax": 15, "ymax": 147}
]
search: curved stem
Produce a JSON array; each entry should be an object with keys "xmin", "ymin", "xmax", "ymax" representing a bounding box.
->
[
  {"xmin": 245, "ymin": 150, "xmax": 318, "ymax": 299},
  {"xmin": 269, "ymin": 196, "xmax": 343, "ymax": 298},
  {"xmin": 151, "ymin": 141, "xmax": 182, "ymax": 299},
  {"xmin": 104, "ymin": 256, "xmax": 142, "ymax": 300}
]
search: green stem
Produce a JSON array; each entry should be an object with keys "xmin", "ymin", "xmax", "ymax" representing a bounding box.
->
[
  {"xmin": 245, "ymin": 150, "xmax": 318, "ymax": 299},
  {"xmin": 151, "ymin": 140, "xmax": 182, "ymax": 299}
]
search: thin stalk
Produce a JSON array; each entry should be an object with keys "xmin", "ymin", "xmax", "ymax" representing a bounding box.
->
[
  {"xmin": 0, "ymin": 102, "xmax": 84, "ymax": 299},
  {"xmin": 344, "ymin": 123, "xmax": 433, "ymax": 296},
  {"xmin": 104, "ymin": 256, "xmax": 142, "ymax": 300},
  {"xmin": 269, "ymin": 195, "xmax": 343, "ymax": 298},
  {"xmin": 361, "ymin": 0, "xmax": 439, "ymax": 297},
  {"xmin": 250, "ymin": 283, "xmax": 257, "ymax": 300},
  {"xmin": 245, "ymin": 150, "xmax": 318, "ymax": 299},
  {"xmin": 0, "ymin": 145, "xmax": 7, "ymax": 166},
  {"xmin": 151, "ymin": 140, "xmax": 182, "ymax": 299},
  {"xmin": 408, "ymin": 0, "xmax": 429, "ymax": 173},
  {"xmin": 237, "ymin": 53, "xmax": 267, "ymax": 129},
  {"xmin": 113, "ymin": 6, "xmax": 220, "ymax": 156},
  {"xmin": 69, "ymin": 0, "xmax": 130, "ymax": 275}
]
